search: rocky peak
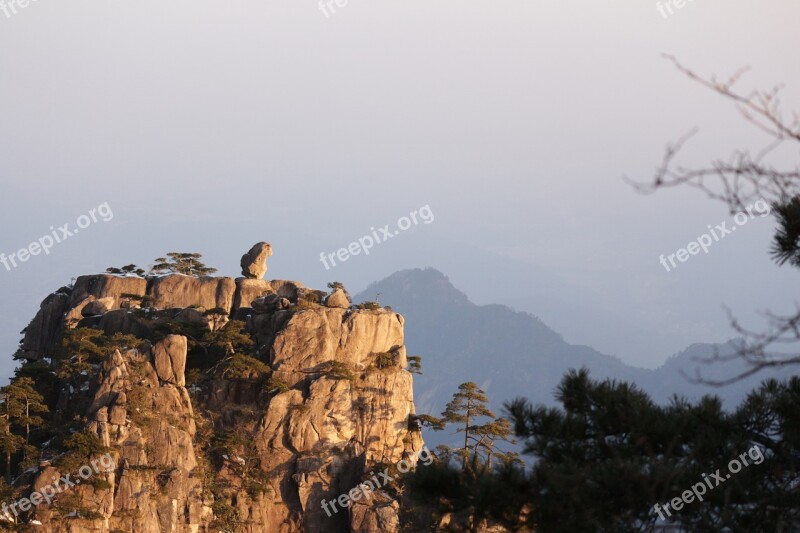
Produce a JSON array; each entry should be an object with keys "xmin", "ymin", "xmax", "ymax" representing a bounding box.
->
[{"xmin": 7, "ymin": 244, "xmax": 423, "ymax": 532}]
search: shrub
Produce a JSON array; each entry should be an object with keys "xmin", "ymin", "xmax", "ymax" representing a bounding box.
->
[
  {"xmin": 210, "ymin": 498, "xmax": 245, "ymax": 532},
  {"xmin": 353, "ymin": 301, "xmax": 381, "ymax": 310},
  {"xmin": 291, "ymin": 403, "xmax": 310, "ymax": 414},
  {"xmin": 55, "ymin": 330, "xmax": 142, "ymax": 370},
  {"xmin": 150, "ymin": 319, "xmax": 207, "ymax": 345},
  {"xmin": 375, "ymin": 352, "xmax": 398, "ymax": 369},
  {"xmin": 217, "ymin": 354, "xmax": 270, "ymax": 381},
  {"xmin": 301, "ymin": 291, "xmax": 321, "ymax": 304},
  {"xmin": 56, "ymin": 431, "xmax": 112, "ymax": 472},
  {"xmin": 127, "ymin": 385, "xmax": 155, "ymax": 425},
  {"xmin": 292, "ymin": 299, "xmax": 320, "ymax": 311},
  {"xmin": 264, "ymin": 376, "xmax": 290, "ymax": 395},
  {"xmin": 91, "ymin": 478, "xmax": 113, "ymax": 490},
  {"xmin": 186, "ymin": 368, "xmax": 204, "ymax": 389},
  {"xmin": 320, "ymin": 361, "xmax": 354, "ymax": 381},
  {"xmin": 107, "ymin": 264, "xmax": 145, "ymax": 277},
  {"xmin": 156, "ymin": 467, "xmax": 177, "ymax": 492}
]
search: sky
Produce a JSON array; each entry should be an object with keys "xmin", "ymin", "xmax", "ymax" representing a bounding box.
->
[{"xmin": 0, "ymin": 0, "xmax": 798, "ymax": 379}]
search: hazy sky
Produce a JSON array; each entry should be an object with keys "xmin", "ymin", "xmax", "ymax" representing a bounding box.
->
[{"xmin": 1, "ymin": 1, "xmax": 799, "ymax": 379}]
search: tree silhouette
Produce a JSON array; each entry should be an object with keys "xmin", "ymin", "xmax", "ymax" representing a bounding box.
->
[
  {"xmin": 151, "ymin": 253, "xmax": 217, "ymax": 277},
  {"xmin": 407, "ymin": 355, "xmax": 423, "ymax": 375},
  {"xmin": 0, "ymin": 378, "xmax": 48, "ymax": 481},
  {"xmin": 770, "ymin": 196, "xmax": 800, "ymax": 267},
  {"xmin": 440, "ymin": 382, "xmax": 513, "ymax": 472},
  {"xmin": 106, "ymin": 264, "xmax": 146, "ymax": 277},
  {"xmin": 506, "ymin": 368, "xmax": 800, "ymax": 531}
]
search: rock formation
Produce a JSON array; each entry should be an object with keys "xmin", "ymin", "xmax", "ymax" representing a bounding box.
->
[
  {"xmin": 240, "ymin": 242, "xmax": 273, "ymax": 280},
  {"xmin": 150, "ymin": 274, "xmax": 237, "ymax": 312},
  {"xmin": 8, "ymin": 247, "xmax": 423, "ymax": 532},
  {"xmin": 152, "ymin": 334, "xmax": 188, "ymax": 386},
  {"xmin": 325, "ymin": 288, "xmax": 351, "ymax": 309}
]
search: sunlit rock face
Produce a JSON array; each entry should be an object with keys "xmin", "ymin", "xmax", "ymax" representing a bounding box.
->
[{"xmin": 13, "ymin": 259, "xmax": 422, "ymax": 532}]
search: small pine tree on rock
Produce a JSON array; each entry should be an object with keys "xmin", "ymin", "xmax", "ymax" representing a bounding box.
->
[
  {"xmin": 106, "ymin": 264, "xmax": 146, "ymax": 277},
  {"xmin": 150, "ymin": 253, "xmax": 217, "ymax": 277}
]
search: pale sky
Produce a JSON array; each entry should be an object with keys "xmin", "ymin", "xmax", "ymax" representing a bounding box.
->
[{"xmin": 1, "ymin": 0, "xmax": 799, "ymax": 379}]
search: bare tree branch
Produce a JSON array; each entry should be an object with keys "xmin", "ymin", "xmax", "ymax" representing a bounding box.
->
[
  {"xmin": 636, "ymin": 57, "xmax": 800, "ymax": 385},
  {"xmin": 632, "ymin": 55, "xmax": 800, "ymax": 213}
]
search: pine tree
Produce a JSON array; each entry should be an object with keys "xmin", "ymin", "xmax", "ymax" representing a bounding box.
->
[
  {"xmin": 106, "ymin": 264, "xmax": 146, "ymax": 277},
  {"xmin": 0, "ymin": 378, "xmax": 49, "ymax": 481},
  {"xmin": 150, "ymin": 253, "xmax": 217, "ymax": 276},
  {"xmin": 471, "ymin": 417, "xmax": 513, "ymax": 470},
  {"xmin": 441, "ymin": 382, "xmax": 511, "ymax": 472},
  {"xmin": 5, "ymin": 378, "xmax": 48, "ymax": 445},
  {"xmin": 327, "ymin": 281, "xmax": 351, "ymax": 302},
  {"xmin": 407, "ymin": 356, "xmax": 423, "ymax": 375},
  {"xmin": 503, "ymin": 368, "xmax": 778, "ymax": 531},
  {"xmin": 771, "ymin": 196, "xmax": 800, "ymax": 267},
  {"xmin": 0, "ymin": 427, "xmax": 23, "ymax": 483}
]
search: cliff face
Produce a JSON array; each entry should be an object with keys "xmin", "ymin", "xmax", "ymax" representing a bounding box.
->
[{"xmin": 9, "ymin": 271, "xmax": 423, "ymax": 532}]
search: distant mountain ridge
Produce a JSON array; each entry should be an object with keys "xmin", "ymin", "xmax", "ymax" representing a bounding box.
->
[{"xmin": 355, "ymin": 268, "xmax": 792, "ymax": 420}]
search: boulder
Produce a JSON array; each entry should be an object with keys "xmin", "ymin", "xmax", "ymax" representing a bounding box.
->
[
  {"xmin": 172, "ymin": 307, "xmax": 227, "ymax": 331},
  {"xmin": 152, "ymin": 335, "xmax": 188, "ymax": 386},
  {"xmin": 99, "ymin": 309, "xmax": 153, "ymax": 338},
  {"xmin": 253, "ymin": 294, "xmax": 290, "ymax": 313},
  {"xmin": 82, "ymin": 297, "xmax": 116, "ymax": 316},
  {"xmin": 233, "ymin": 279, "xmax": 274, "ymax": 311},
  {"xmin": 69, "ymin": 274, "xmax": 147, "ymax": 310},
  {"xmin": 149, "ymin": 275, "xmax": 236, "ymax": 313},
  {"xmin": 174, "ymin": 307, "xmax": 207, "ymax": 325},
  {"xmin": 65, "ymin": 296, "xmax": 96, "ymax": 327},
  {"xmin": 233, "ymin": 279, "xmax": 305, "ymax": 312},
  {"xmin": 240, "ymin": 242, "xmax": 272, "ymax": 280},
  {"xmin": 325, "ymin": 288, "xmax": 350, "ymax": 309},
  {"xmin": 268, "ymin": 279, "xmax": 303, "ymax": 301}
]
